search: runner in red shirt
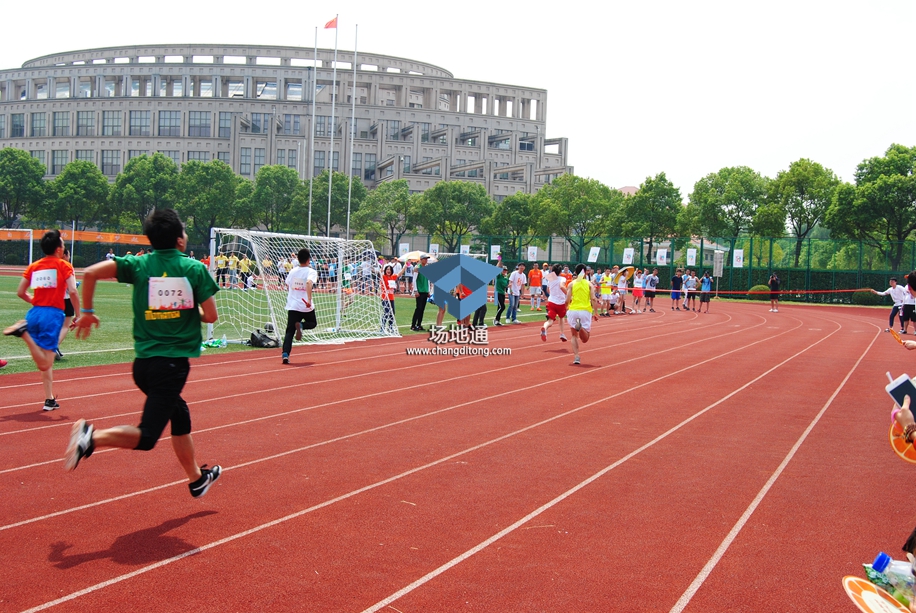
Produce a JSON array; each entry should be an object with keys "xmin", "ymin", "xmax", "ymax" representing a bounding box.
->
[{"xmin": 4, "ymin": 230, "xmax": 79, "ymax": 411}]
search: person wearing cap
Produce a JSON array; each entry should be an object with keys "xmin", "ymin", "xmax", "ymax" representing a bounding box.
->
[
  {"xmin": 410, "ymin": 254, "xmax": 431, "ymax": 331},
  {"xmin": 540, "ymin": 262, "xmax": 550, "ymax": 299},
  {"xmin": 507, "ymin": 263, "xmax": 526, "ymax": 324}
]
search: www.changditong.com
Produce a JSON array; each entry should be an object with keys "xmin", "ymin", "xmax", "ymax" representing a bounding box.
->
[{"xmin": 405, "ymin": 345, "xmax": 512, "ymax": 357}]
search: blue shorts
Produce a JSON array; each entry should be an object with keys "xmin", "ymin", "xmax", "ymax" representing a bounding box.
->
[
  {"xmin": 671, "ymin": 291, "xmax": 681, "ymax": 300},
  {"xmin": 26, "ymin": 306, "xmax": 64, "ymax": 351}
]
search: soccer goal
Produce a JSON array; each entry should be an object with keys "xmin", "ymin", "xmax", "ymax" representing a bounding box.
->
[{"xmin": 208, "ymin": 228, "xmax": 397, "ymax": 345}]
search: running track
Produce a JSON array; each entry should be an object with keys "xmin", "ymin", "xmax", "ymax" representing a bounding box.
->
[{"xmin": 0, "ymin": 301, "xmax": 910, "ymax": 612}]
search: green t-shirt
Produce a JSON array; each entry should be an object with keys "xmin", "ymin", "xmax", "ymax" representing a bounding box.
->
[
  {"xmin": 415, "ymin": 263, "xmax": 430, "ymax": 293},
  {"xmin": 116, "ymin": 249, "xmax": 220, "ymax": 359},
  {"xmin": 495, "ymin": 274, "xmax": 509, "ymax": 294}
]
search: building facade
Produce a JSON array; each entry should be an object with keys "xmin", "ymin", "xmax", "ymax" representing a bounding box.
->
[{"xmin": 0, "ymin": 44, "xmax": 572, "ymax": 200}]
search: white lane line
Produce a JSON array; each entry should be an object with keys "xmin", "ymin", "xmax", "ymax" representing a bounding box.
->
[
  {"xmin": 667, "ymin": 319, "xmax": 879, "ymax": 613},
  {"xmin": 16, "ymin": 317, "xmax": 807, "ymax": 612}
]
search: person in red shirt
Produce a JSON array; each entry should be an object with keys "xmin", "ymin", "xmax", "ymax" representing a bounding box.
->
[
  {"xmin": 381, "ymin": 265, "xmax": 398, "ymax": 334},
  {"xmin": 4, "ymin": 230, "xmax": 80, "ymax": 411},
  {"xmin": 527, "ymin": 264, "xmax": 543, "ymax": 311}
]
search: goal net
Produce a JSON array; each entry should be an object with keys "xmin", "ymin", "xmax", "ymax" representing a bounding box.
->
[{"xmin": 209, "ymin": 228, "xmax": 397, "ymax": 345}]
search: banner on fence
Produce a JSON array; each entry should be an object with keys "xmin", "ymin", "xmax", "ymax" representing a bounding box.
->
[
  {"xmin": 429, "ymin": 243, "xmax": 439, "ymax": 256},
  {"xmin": 733, "ymin": 249, "xmax": 744, "ymax": 268},
  {"xmin": 622, "ymin": 247, "xmax": 634, "ymax": 265},
  {"xmin": 399, "ymin": 243, "xmax": 410, "ymax": 256},
  {"xmin": 687, "ymin": 248, "xmax": 697, "ymax": 267},
  {"xmin": 713, "ymin": 250, "xmax": 724, "ymax": 277},
  {"xmin": 490, "ymin": 245, "xmax": 501, "ymax": 260},
  {"xmin": 460, "ymin": 245, "xmax": 470, "ymax": 255},
  {"xmin": 9, "ymin": 230, "xmax": 150, "ymax": 245},
  {"xmin": 587, "ymin": 247, "xmax": 600, "ymax": 263},
  {"xmin": 527, "ymin": 246, "xmax": 538, "ymax": 261},
  {"xmin": 657, "ymin": 249, "xmax": 668, "ymax": 265}
]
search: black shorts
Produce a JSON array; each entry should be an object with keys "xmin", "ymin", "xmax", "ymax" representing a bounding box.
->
[
  {"xmin": 133, "ymin": 356, "xmax": 192, "ymax": 450},
  {"xmin": 700, "ymin": 292, "xmax": 710, "ymax": 303},
  {"xmin": 770, "ymin": 292, "xmax": 779, "ymax": 301},
  {"xmin": 905, "ymin": 304, "xmax": 916, "ymax": 322},
  {"xmin": 645, "ymin": 290, "xmax": 656, "ymax": 298},
  {"xmin": 287, "ymin": 309, "xmax": 318, "ymax": 330},
  {"xmin": 64, "ymin": 298, "xmax": 74, "ymax": 317}
]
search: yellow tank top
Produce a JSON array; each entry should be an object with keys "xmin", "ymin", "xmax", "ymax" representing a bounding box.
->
[{"xmin": 569, "ymin": 278, "xmax": 593, "ymax": 313}]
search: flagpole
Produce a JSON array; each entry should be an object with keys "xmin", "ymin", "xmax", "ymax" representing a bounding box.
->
[
  {"xmin": 327, "ymin": 14, "xmax": 339, "ymax": 238},
  {"xmin": 346, "ymin": 24, "xmax": 358, "ymax": 240},
  {"xmin": 307, "ymin": 26, "xmax": 317, "ymax": 235}
]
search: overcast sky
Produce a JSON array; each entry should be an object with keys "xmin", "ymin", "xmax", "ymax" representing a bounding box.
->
[{"xmin": 3, "ymin": 0, "xmax": 912, "ymax": 198}]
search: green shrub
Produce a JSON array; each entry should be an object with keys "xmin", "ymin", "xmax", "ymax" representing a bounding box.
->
[
  {"xmin": 748, "ymin": 284, "xmax": 770, "ymax": 300},
  {"xmin": 72, "ymin": 255, "xmax": 87, "ymax": 268},
  {"xmin": 3, "ymin": 253, "xmax": 19, "ymax": 265},
  {"xmin": 851, "ymin": 290, "xmax": 882, "ymax": 306}
]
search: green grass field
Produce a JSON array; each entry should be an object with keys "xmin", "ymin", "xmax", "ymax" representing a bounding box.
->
[{"xmin": 0, "ymin": 277, "xmax": 542, "ymax": 374}]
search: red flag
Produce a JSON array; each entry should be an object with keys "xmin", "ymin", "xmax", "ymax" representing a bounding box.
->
[{"xmin": 324, "ymin": 17, "xmax": 337, "ymax": 29}]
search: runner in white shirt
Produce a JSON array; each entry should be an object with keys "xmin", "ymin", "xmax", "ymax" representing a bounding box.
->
[
  {"xmin": 540, "ymin": 264, "xmax": 569, "ymax": 342},
  {"xmin": 281, "ymin": 248, "xmax": 318, "ymax": 364},
  {"xmin": 617, "ymin": 272, "xmax": 630, "ymax": 314},
  {"xmin": 508, "ymin": 263, "xmax": 526, "ymax": 324},
  {"xmin": 873, "ymin": 278, "xmax": 909, "ymax": 333}
]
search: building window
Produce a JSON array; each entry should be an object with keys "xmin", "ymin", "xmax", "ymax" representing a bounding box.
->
[
  {"xmin": 316, "ymin": 115, "xmax": 329, "ymax": 137},
  {"xmin": 199, "ymin": 80, "xmax": 213, "ymax": 98},
  {"xmin": 251, "ymin": 113, "xmax": 270, "ymax": 134},
  {"xmin": 55, "ymin": 81, "xmax": 70, "ymax": 99},
  {"xmin": 364, "ymin": 153, "xmax": 376, "ymax": 181},
  {"xmin": 188, "ymin": 112, "xmax": 211, "ymax": 137},
  {"xmin": 276, "ymin": 150, "xmax": 285, "ymax": 166},
  {"xmin": 75, "ymin": 150, "xmax": 94, "ymax": 163},
  {"xmin": 31, "ymin": 113, "xmax": 47, "ymax": 137},
  {"xmin": 53, "ymin": 112, "xmax": 70, "ymax": 137},
  {"xmin": 287, "ymin": 149, "xmax": 297, "ymax": 170},
  {"xmin": 417, "ymin": 122, "xmax": 430, "ymax": 143},
  {"xmin": 286, "ymin": 82, "xmax": 302, "ymax": 101},
  {"xmin": 313, "ymin": 150, "xmax": 325, "ymax": 177},
  {"xmin": 256, "ymin": 81, "xmax": 277, "ymax": 100},
  {"xmin": 388, "ymin": 120, "xmax": 400, "ymax": 141},
  {"xmin": 77, "ymin": 111, "xmax": 95, "ymax": 136},
  {"xmin": 253, "ymin": 148, "xmax": 265, "ymax": 174},
  {"xmin": 187, "ymin": 151, "xmax": 209, "ymax": 162},
  {"xmin": 332, "ymin": 151, "xmax": 339, "ymax": 172},
  {"xmin": 240, "ymin": 147, "xmax": 251, "ymax": 175},
  {"xmin": 128, "ymin": 150, "xmax": 149, "ymax": 160},
  {"xmin": 129, "ymin": 111, "xmax": 150, "ymax": 136},
  {"xmin": 352, "ymin": 153, "xmax": 361, "ymax": 178},
  {"xmin": 102, "ymin": 111, "xmax": 121, "ymax": 136},
  {"xmin": 101, "ymin": 150, "xmax": 121, "ymax": 175},
  {"xmin": 159, "ymin": 150, "xmax": 181, "ymax": 165},
  {"xmin": 403, "ymin": 155, "xmax": 411, "ymax": 174},
  {"xmin": 217, "ymin": 151, "xmax": 230, "ymax": 164},
  {"xmin": 283, "ymin": 114, "xmax": 300, "ymax": 135},
  {"xmin": 54, "ymin": 150, "xmax": 72, "ymax": 174},
  {"xmin": 31, "ymin": 151, "xmax": 46, "ymax": 168},
  {"xmin": 0, "ymin": 116, "xmax": 5, "ymax": 139},
  {"xmin": 158, "ymin": 111, "xmax": 181, "ymax": 137},
  {"xmin": 11, "ymin": 114, "xmax": 25, "ymax": 137},
  {"xmin": 218, "ymin": 112, "xmax": 232, "ymax": 138},
  {"xmin": 78, "ymin": 82, "xmax": 91, "ymax": 98},
  {"xmin": 36, "ymin": 83, "xmax": 48, "ymax": 100}
]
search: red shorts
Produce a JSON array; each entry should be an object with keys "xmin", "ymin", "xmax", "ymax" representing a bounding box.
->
[
  {"xmin": 546, "ymin": 301, "xmax": 567, "ymax": 321},
  {"xmin": 633, "ymin": 288, "xmax": 644, "ymax": 298}
]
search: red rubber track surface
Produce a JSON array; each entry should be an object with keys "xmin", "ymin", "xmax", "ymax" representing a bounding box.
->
[{"xmin": 0, "ymin": 302, "xmax": 907, "ymax": 612}]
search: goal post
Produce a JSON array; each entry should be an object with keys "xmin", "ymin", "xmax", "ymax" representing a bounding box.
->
[{"xmin": 208, "ymin": 228, "xmax": 398, "ymax": 345}]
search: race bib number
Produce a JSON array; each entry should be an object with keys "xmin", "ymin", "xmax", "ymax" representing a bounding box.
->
[
  {"xmin": 148, "ymin": 277, "xmax": 194, "ymax": 310},
  {"xmin": 290, "ymin": 278, "xmax": 309, "ymax": 292},
  {"xmin": 387, "ymin": 280, "xmax": 397, "ymax": 289},
  {"xmin": 30, "ymin": 269, "xmax": 58, "ymax": 289}
]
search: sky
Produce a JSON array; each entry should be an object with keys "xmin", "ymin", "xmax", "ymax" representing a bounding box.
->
[{"xmin": 2, "ymin": 0, "xmax": 913, "ymax": 199}]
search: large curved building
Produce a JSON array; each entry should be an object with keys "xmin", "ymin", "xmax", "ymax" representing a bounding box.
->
[{"xmin": 0, "ymin": 44, "xmax": 571, "ymax": 200}]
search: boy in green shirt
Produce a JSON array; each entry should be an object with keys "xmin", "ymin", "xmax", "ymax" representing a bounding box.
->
[{"xmin": 66, "ymin": 209, "xmax": 222, "ymax": 498}]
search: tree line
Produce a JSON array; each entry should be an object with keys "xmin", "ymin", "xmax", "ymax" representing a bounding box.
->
[{"xmin": 1, "ymin": 144, "xmax": 915, "ymax": 266}]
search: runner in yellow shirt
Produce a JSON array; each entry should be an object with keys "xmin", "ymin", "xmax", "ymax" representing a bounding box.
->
[
  {"xmin": 227, "ymin": 253, "xmax": 239, "ymax": 288},
  {"xmin": 215, "ymin": 252, "xmax": 229, "ymax": 288},
  {"xmin": 238, "ymin": 255, "xmax": 252, "ymax": 289},
  {"xmin": 565, "ymin": 264, "xmax": 600, "ymax": 366}
]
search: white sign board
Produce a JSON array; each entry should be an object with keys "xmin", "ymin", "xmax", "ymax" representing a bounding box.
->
[
  {"xmin": 490, "ymin": 245, "xmax": 501, "ymax": 261},
  {"xmin": 713, "ymin": 250, "xmax": 724, "ymax": 277},
  {"xmin": 733, "ymin": 249, "xmax": 744, "ymax": 268},
  {"xmin": 460, "ymin": 245, "xmax": 470, "ymax": 255},
  {"xmin": 399, "ymin": 243, "xmax": 410, "ymax": 256},
  {"xmin": 656, "ymin": 249, "xmax": 668, "ymax": 265},
  {"xmin": 686, "ymin": 248, "xmax": 697, "ymax": 267},
  {"xmin": 587, "ymin": 246, "xmax": 601, "ymax": 263},
  {"xmin": 622, "ymin": 247, "xmax": 634, "ymax": 265},
  {"xmin": 527, "ymin": 246, "xmax": 538, "ymax": 261},
  {"xmin": 429, "ymin": 243, "xmax": 439, "ymax": 256}
]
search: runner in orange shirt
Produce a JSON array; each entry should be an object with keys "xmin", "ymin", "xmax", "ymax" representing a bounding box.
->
[{"xmin": 527, "ymin": 263, "xmax": 543, "ymax": 311}]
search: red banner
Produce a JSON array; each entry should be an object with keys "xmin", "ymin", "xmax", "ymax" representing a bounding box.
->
[{"xmin": 0, "ymin": 229, "xmax": 151, "ymax": 245}]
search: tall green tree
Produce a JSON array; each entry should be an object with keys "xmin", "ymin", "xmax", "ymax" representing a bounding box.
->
[
  {"xmin": 351, "ymin": 179, "xmax": 415, "ymax": 254},
  {"xmin": 44, "ymin": 160, "xmax": 111, "ymax": 230},
  {"xmin": 174, "ymin": 160, "xmax": 252, "ymax": 244},
  {"xmin": 530, "ymin": 174, "xmax": 620, "ymax": 262},
  {"xmin": 252, "ymin": 165, "xmax": 304, "ymax": 232},
  {"xmin": 108, "ymin": 153, "xmax": 178, "ymax": 229},
  {"xmin": 770, "ymin": 158, "xmax": 839, "ymax": 266},
  {"xmin": 0, "ymin": 148, "xmax": 46, "ymax": 228},
  {"xmin": 686, "ymin": 166, "xmax": 769, "ymax": 238},
  {"xmin": 308, "ymin": 170, "xmax": 368, "ymax": 236},
  {"xmin": 480, "ymin": 191, "xmax": 535, "ymax": 260},
  {"xmin": 414, "ymin": 181, "xmax": 494, "ymax": 253},
  {"xmin": 825, "ymin": 144, "xmax": 916, "ymax": 270},
  {"xmin": 623, "ymin": 172, "xmax": 682, "ymax": 262}
]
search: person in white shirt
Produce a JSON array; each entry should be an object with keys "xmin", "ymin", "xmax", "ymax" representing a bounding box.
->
[
  {"xmin": 281, "ymin": 248, "xmax": 318, "ymax": 364},
  {"xmin": 644, "ymin": 268, "xmax": 660, "ymax": 312},
  {"xmin": 508, "ymin": 263, "xmax": 527, "ymax": 323},
  {"xmin": 873, "ymin": 277, "xmax": 909, "ymax": 333},
  {"xmin": 617, "ymin": 271, "xmax": 629, "ymax": 314}
]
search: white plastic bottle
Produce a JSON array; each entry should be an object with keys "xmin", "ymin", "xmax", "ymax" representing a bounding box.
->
[{"xmin": 872, "ymin": 552, "xmax": 915, "ymax": 606}]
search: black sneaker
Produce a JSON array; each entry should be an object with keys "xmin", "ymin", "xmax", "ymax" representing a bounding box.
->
[
  {"xmin": 43, "ymin": 398, "xmax": 60, "ymax": 411},
  {"xmin": 4, "ymin": 320, "xmax": 27, "ymax": 337},
  {"xmin": 282, "ymin": 353, "xmax": 289, "ymax": 364},
  {"xmin": 189, "ymin": 465, "xmax": 222, "ymax": 498},
  {"xmin": 64, "ymin": 419, "xmax": 94, "ymax": 471},
  {"xmin": 55, "ymin": 348, "xmax": 63, "ymax": 361}
]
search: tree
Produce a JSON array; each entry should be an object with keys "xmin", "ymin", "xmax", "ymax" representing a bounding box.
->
[
  {"xmin": 480, "ymin": 192, "xmax": 535, "ymax": 259},
  {"xmin": 530, "ymin": 174, "xmax": 620, "ymax": 262},
  {"xmin": 414, "ymin": 181, "xmax": 494, "ymax": 253},
  {"xmin": 825, "ymin": 144, "xmax": 916, "ymax": 270},
  {"xmin": 687, "ymin": 166, "xmax": 769, "ymax": 239},
  {"xmin": 351, "ymin": 179, "xmax": 415, "ymax": 254},
  {"xmin": 623, "ymin": 172, "xmax": 682, "ymax": 262},
  {"xmin": 252, "ymin": 165, "xmax": 304, "ymax": 232},
  {"xmin": 0, "ymin": 148, "xmax": 46, "ymax": 228},
  {"xmin": 45, "ymin": 160, "xmax": 111, "ymax": 230},
  {"xmin": 770, "ymin": 158, "xmax": 839, "ymax": 267},
  {"xmin": 108, "ymin": 153, "xmax": 178, "ymax": 229},
  {"xmin": 175, "ymin": 160, "xmax": 255, "ymax": 244},
  {"xmin": 308, "ymin": 170, "xmax": 368, "ymax": 236}
]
